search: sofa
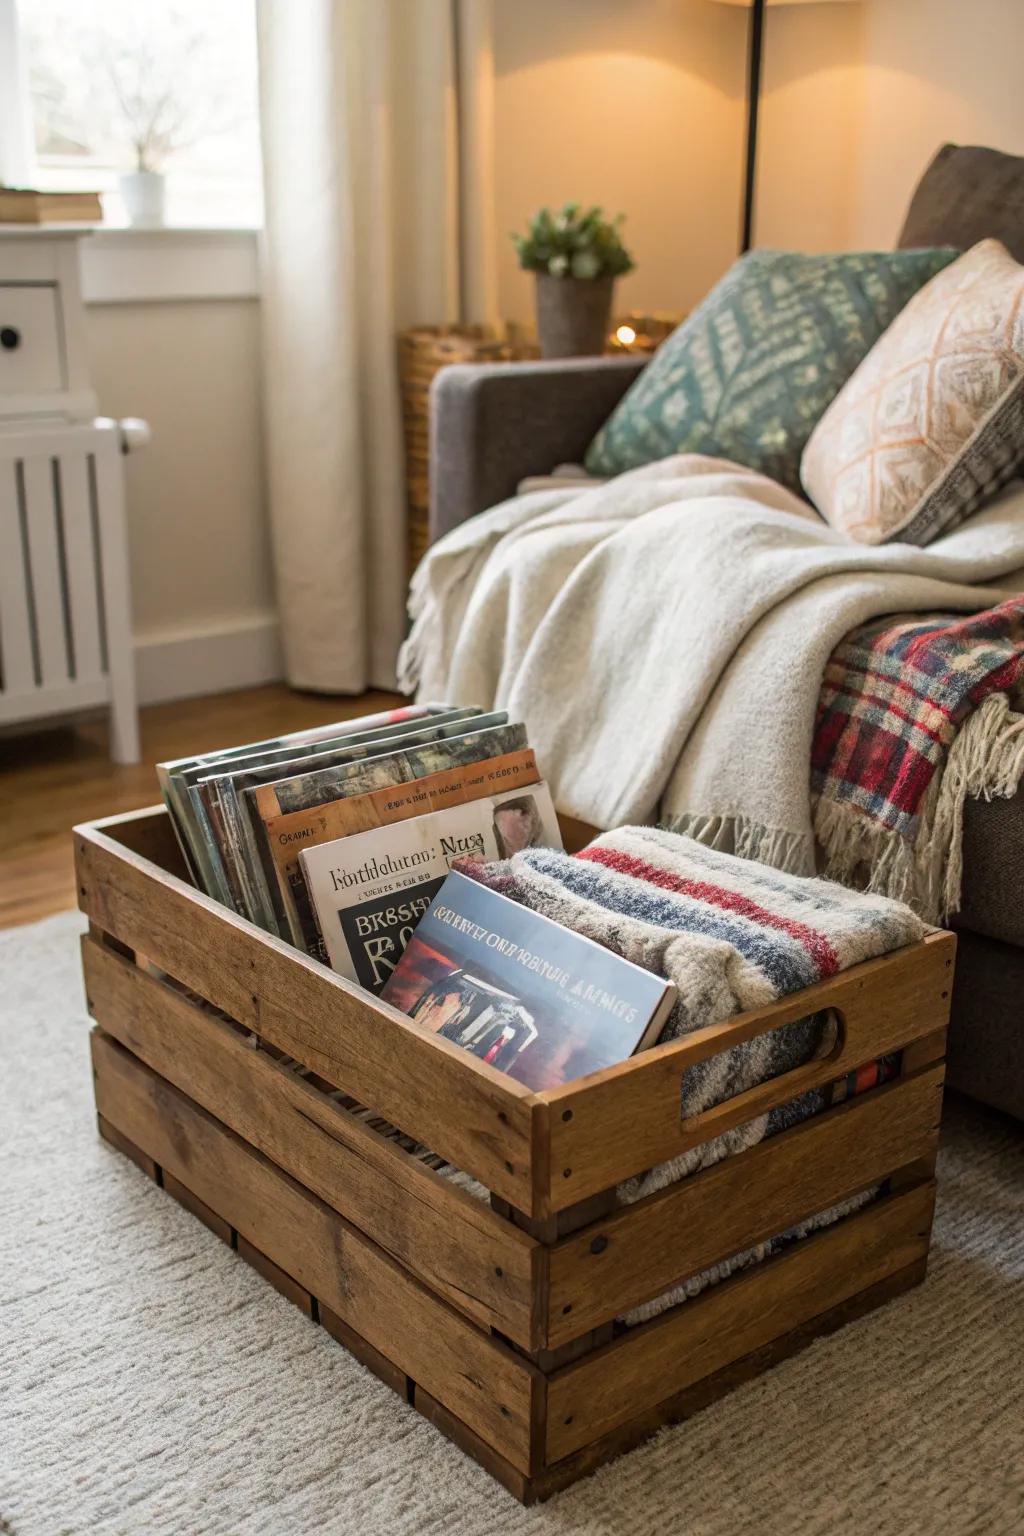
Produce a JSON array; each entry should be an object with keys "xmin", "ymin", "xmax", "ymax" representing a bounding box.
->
[{"xmin": 426, "ymin": 144, "xmax": 1024, "ymax": 1122}]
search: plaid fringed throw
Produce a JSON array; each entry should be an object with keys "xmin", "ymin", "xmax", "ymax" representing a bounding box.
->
[
  {"xmin": 813, "ymin": 597, "xmax": 1024, "ymax": 922},
  {"xmin": 457, "ymin": 825, "xmax": 924, "ymax": 1319}
]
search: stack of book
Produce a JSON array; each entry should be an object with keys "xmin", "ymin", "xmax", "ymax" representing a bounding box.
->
[
  {"xmin": 0, "ymin": 188, "xmax": 104, "ymax": 224},
  {"xmin": 158, "ymin": 703, "xmax": 561, "ymax": 995}
]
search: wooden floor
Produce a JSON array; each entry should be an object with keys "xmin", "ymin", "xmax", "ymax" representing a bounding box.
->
[{"xmin": 0, "ymin": 685, "xmax": 403, "ymax": 929}]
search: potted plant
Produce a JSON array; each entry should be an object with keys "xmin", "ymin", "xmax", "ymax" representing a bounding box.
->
[
  {"xmin": 119, "ymin": 156, "xmax": 169, "ymax": 229},
  {"xmin": 110, "ymin": 61, "xmax": 192, "ymax": 228},
  {"xmin": 512, "ymin": 204, "xmax": 635, "ymax": 358}
]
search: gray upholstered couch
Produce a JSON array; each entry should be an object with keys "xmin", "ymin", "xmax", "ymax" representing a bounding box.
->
[{"xmin": 426, "ymin": 144, "xmax": 1024, "ymax": 1122}]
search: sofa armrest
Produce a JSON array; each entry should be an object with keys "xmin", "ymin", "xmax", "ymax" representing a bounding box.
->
[
  {"xmin": 956, "ymin": 783, "xmax": 1024, "ymax": 948},
  {"xmin": 428, "ymin": 355, "xmax": 645, "ymax": 542}
]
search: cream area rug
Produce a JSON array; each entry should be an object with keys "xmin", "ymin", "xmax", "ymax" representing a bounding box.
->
[{"xmin": 2, "ymin": 912, "xmax": 1023, "ymax": 1536}]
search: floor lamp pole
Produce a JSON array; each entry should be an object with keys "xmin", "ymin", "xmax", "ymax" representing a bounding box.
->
[{"xmin": 741, "ymin": 0, "xmax": 767, "ymax": 253}]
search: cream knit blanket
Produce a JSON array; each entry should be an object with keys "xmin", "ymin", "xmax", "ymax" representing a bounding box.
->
[{"xmin": 399, "ymin": 456, "xmax": 1024, "ymax": 911}]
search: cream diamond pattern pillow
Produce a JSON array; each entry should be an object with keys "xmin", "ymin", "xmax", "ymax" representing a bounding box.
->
[{"xmin": 802, "ymin": 240, "xmax": 1024, "ymax": 545}]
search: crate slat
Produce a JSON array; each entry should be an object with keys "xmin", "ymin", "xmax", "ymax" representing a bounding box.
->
[
  {"xmin": 530, "ymin": 1255, "xmax": 928, "ymax": 1502},
  {"xmin": 76, "ymin": 818, "xmax": 538, "ymax": 1211},
  {"xmin": 236, "ymin": 1236, "xmax": 315, "ymax": 1316},
  {"xmin": 414, "ymin": 1386, "xmax": 534, "ymax": 1503},
  {"xmin": 545, "ymin": 1179, "xmax": 935, "ymax": 1461},
  {"xmin": 94, "ymin": 803, "xmax": 192, "ymax": 879},
  {"xmin": 90, "ymin": 1028, "xmax": 540, "ymax": 1474},
  {"xmin": 538, "ymin": 931, "xmax": 955, "ymax": 1212},
  {"xmin": 82, "ymin": 934, "xmax": 541, "ymax": 1348},
  {"xmin": 97, "ymin": 1112, "xmax": 159, "ymax": 1181},
  {"xmin": 162, "ymin": 1171, "xmax": 234, "ymax": 1244},
  {"xmin": 545, "ymin": 1062, "xmax": 943, "ymax": 1345},
  {"xmin": 320, "ymin": 1305, "xmax": 412, "ymax": 1398}
]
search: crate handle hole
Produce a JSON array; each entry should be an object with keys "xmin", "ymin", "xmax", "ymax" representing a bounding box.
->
[{"xmin": 679, "ymin": 1006, "xmax": 847, "ymax": 1134}]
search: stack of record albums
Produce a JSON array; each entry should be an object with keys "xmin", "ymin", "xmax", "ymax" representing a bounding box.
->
[{"xmin": 159, "ymin": 702, "xmax": 674, "ymax": 1090}]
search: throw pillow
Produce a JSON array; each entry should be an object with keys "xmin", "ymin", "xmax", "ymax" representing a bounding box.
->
[
  {"xmin": 801, "ymin": 239, "xmax": 1024, "ymax": 546},
  {"xmin": 898, "ymin": 143, "xmax": 1024, "ymax": 265},
  {"xmin": 583, "ymin": 247, "xmax": 958, "ymax": 491}
]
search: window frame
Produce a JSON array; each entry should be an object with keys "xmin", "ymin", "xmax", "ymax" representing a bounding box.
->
[{"xmin": 0, "ymin": 0, "xmax": 35, "ymax": 188}]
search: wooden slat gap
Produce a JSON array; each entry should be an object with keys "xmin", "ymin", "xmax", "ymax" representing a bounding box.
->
[
  {"xmin": 549, "ymin": 1179, "xmax": 934, "ymax": 1380},
  {"xmin": 544, "ymin": 1064, "xmax": 943, "ymax": 1346},
  {"xmin": 532, "ymin": 1255, "xmax": 928, "ymax": 1502},
  {"xmin": 545, "ymin": 1181, "xmax": 935, "ymax": 1460}
]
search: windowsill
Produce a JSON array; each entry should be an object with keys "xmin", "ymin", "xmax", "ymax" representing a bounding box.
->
[
  {"xmin": 89, "ymin": 223, "xmax": 262, "ymax": 237},
  {"xmin": 0, "ymin": 222, "xmax": 260, "ymax": 236},
  {"xmin": 0, "ymin": 223, "xmax": 262, "ymax": 304},
  {"xmin": 82, "ymin": 225, "xmax": 261, "ymax": 304}
]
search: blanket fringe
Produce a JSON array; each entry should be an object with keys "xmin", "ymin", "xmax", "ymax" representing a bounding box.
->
[
  {"xmin": 814, "ymin": 692, "xmax": 1024, "ymax": 923},
  {"xmin": 395, "ymin": 626, "xmax": 422, "ymax": 696},
  {"xmin": 667, "ymin": 695, "xmax": 1024, "ymax": 923},
  {"xmin": 664, "ymin": 811, "xmax": 816, "ymax": 877},
  {"xmin": 395, "ymin": 555, "xmax": 437, "ymax": 695},
  {"xmin": 813, "ymin": 797, "xmax": 931, "ymax": 915}
]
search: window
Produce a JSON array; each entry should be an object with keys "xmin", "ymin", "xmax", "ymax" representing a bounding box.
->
[{"xmin": 11, "ymin": 0, "xmax": 262, "ymax": 229}]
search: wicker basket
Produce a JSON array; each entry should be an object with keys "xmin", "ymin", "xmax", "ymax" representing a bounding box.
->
[{"xmin": 397, "ymin": 324, "xmax": 539, "ymax": 578}]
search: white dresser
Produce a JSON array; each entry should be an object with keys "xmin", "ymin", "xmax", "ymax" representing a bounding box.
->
[{"xmin": 0, "ymin": 228, "xmax": 142, "ymax": 762}]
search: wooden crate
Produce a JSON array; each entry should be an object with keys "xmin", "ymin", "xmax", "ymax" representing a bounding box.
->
[{"xmin": 76, "ymin": 805, "xmax": 953, "ymax": 1503}]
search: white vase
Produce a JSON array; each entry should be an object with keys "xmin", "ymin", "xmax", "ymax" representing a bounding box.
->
[{"xmin": 120, "ymin": 171, "xmax": 166, "ymax": 228}]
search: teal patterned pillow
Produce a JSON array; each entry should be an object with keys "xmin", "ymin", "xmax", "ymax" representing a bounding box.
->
[{"xmin": 584, "ymin": 248, "xmax": 960, "ymax": 490}]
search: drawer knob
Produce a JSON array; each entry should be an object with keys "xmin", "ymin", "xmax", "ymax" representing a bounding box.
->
[{"xmin": 0, "ymin": 326, "xmax": 20, "ymax": 351}]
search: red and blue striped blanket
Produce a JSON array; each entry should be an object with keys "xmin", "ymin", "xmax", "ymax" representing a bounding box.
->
[{"xmin": 458, "ymin": 824, "xmax": 923, "ymax": 1168}]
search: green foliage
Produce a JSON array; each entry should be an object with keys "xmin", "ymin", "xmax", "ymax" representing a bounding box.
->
[{"xmin": 511, "ymin": 203, "xmax": 635, "ymax": 281}]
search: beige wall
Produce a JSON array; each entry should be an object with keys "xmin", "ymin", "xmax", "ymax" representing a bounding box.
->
[
  {"xmin": 84, "ymin": 299, "xmax": 274, "ymax": 647},
  {"xmin": 492, "ymin": 0, "xmax": 747, "ymax": 321},
  {"xmin": 852, "ymin": 0, "xmax": 1024, "ymax": 247},
  {"xmin": 493, "ymin": 0, "xmax": 1024, "ymax": 295},
  {"xmin": 756, "ymin": 1, "xmax": 867, "ymax": 252}
]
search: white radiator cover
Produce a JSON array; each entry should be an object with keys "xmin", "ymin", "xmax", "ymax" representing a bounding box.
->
[{"xmin": 0, "ymin": 419, "xmax": 139, "ymax": 763}]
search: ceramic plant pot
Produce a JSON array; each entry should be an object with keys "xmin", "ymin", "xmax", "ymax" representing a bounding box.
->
[
  {"xmin": 120, "ymin": 171, "xmax": 166, "ymax": 228},
  {"xmin": 534, "ymin": 273, "xmax": 614, "ymax": 358}
]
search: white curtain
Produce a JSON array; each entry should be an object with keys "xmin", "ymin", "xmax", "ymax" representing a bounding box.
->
[{"xmin": 257, "ymin": 0, "xmax": 498, "ymax": 692}]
